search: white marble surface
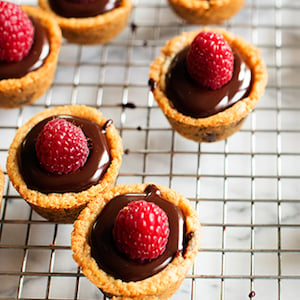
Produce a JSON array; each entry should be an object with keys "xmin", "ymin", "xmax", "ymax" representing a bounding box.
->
[{"xmin": 1, "ymin": 0, "xmax": 300, "ymax": 299}]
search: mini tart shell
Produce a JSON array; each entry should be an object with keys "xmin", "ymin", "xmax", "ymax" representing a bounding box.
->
[
  {"xmin": 149, "ymin": 28, "xmax": 267, "ymax": 143},
  {"xmin": 0, "ymin": 166, "xmax": 4, "ymax": 209},
  {"xmin": 6, "ymin": 105, "xmax": 123, "ymax": 223},
  {"xmin": 0, "ymin": 6, "xmax": 62, "ymax": 109},
  {"xmin": 168, "ymin": 0, "xmax": 245, "ymax": 24},
  {"xmin": 38, "ymin": 0, "xmax": 132, "ymax": 45},
  {"xmin": 71, "ymin": 183, "xmax": 201, "ymax": 300}
]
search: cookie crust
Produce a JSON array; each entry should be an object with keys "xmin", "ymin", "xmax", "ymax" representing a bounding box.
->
[
  {"xmin": 168, "ymin": 0, "xmax": 245, "ymax": 24},
  {"xmin": 0, "ymin": 6, "xmax": 62, "ymax": 109},
  {"xmin": 149, "ymin": 28, "xmax": 267, "ymax": 143},
  {"xmin": 6, "ymin": 105, "xmax": 123, "ymax": 223},
  {"xmin": 71, "ymin": 183, "xmax": 201, "ymax": 300},
  {"xmin": 38, "ymin": 0, "xmax": 132, "ymax": 44}
]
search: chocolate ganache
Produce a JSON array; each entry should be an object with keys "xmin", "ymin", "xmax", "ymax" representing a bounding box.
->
[
  {"xmin": 90, "ymin": 184, "xmax": 186, "ymax": 282},
  {"xmin": 49, "ymin": 0, "xmax": 121, "ymax": 18},
  {"xmin": 0, "ymin": 17, "xmax": 50, "ymax": 80},
  {"xmin": 18, "ymin": 115, "xmax": 111, "ymax": 194},
  {"xmin": 165, "ymin": 46, "xmax": 252, "ymax": 118}
]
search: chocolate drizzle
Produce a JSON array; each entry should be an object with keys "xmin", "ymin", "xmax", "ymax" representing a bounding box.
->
[
  {"xmin": 249, "ymin": 291, "xmax": 256, "ymax": 298},
  {"xmin": 165, "ymin": 46, "xmax": 252, "ymax": 118},
  {"xmin": 121, "ymin": 102, "xmax": 136, "ymax": 109},
  {"xmin": 49, "ymin": 0, "xmax": 121, "ymax": 18},
  {"xmin": 0, "ymin": 17, "xmax": 50, "ymax": 80},
  {"xmin": 130, "ymin": 22, "xmax": 137, "ymax": 33},
  {"xmin": 18, "ymin": 115, "xmax": 112, "ymax": 194},
  {"xmin": 90, "ymin": 184, "xmax": 186, "ymax": 282},
  {"xmin": 148, "ymin": 78, "xmax": 156, "ymax": 92},
  {"xmin": 103, "ymin": 119, "xmax": 113, "ymax": 130}
]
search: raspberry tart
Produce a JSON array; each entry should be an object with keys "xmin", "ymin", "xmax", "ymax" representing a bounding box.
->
[
  {"xmin": 6, "ymin": 105, "xmax": 123, "ymax": 223},
  {"xmin": 0, "ymin": 2, "xmax": 61, "ymax": 108},
  {"xmin": 38, "ymin": 0, "xmax": 132, "ymax": 44},
  {"xmin": 168, "ymin": 0, "xmax": 245, "ymax": 24},
  {"xmin": 149, "ymin": 28, "xmax": 267, "ymax": 143},
  {"xmin": 71, "ymin": 183, "xmax": 201, "ymax": 299}
]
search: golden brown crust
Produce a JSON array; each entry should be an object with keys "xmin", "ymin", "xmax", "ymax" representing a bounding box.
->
[
  {"xmin": 168, "ymin": 0, "xmax": 245, "ymax": 24},
  {"xmin": 6, "ymin": 105, "xmax": 123, "ymax": 223},
  {"xmin": 0, "ymin": 166, "xmax": 4, "ymax": 208},
  {"xmin": 38, "ymin": 0, "xmax": 132, "ymax": 44},
  {"xmin": 0, "ymin": 6, "xmax": 62, "ymax": 109},
  {"xmin": 71, "ymin": 183, "xmax": 201, "ymax": 300},
  {"xmin": 149, "ymin": 28, "xmax": 268, "ymax": 143}
]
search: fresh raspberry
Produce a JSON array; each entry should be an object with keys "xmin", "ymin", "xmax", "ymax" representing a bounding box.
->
[
  {"xmin": 186, "ymin": 31, "xmax": 234, "ymax": 90},
  {"xmin": 35, "ymin": 118, "xmax": 89, "ymax": 174},
  {"xmin": 0, "ymin": 1, "xmax": 34, "ymax": 62},
  {"xmin": 113, "ymin": 200, "xmax": 170, "ymax": 262}
]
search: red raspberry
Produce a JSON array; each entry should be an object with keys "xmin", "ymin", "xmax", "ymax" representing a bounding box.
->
[
  {"xmin": 0, "ymin": 1, "xmax": 34, "ymax": 62},
  {"xmin": 186, "ymin": 31, "xmax": 234, "ymax": 90},
  {"xmin": 35, "ymin": 118, "xmax": 89, "ymax": 174},
  {"xmin": 113, "ymin": 200, "xmax": 170, "ymax": 262}
]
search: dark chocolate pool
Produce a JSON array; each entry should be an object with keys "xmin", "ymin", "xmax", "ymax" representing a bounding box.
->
[
  {"xmin": 165, "ymin": 46, "xmax": 252, "ymax": 118},
  {"xmin": 18, "ymin": 115, "xmax": 112, "ymax": 194},
  {"xmin": 49, "ymin": 0, "xmax": 121, "ymax": 18}
]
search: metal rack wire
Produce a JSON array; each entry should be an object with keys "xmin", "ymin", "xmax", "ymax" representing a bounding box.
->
[{"xmin": 1, "ymin": 0, "xmax": 300, "ymax": 299}]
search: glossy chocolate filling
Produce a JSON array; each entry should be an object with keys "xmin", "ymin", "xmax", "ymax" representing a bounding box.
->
[
  {"xmin": 49, "ymin": 0, "xmax": 121, "ymax": 18},
  {"xmin": 165, "ymin": 46, "xmax": 252, "ymax": 118},
  {"xmin": 18, "ymin": 115, "xmax": 112, "ymax": 194},
  {"xmin": 0, "ymin": 17, "xmax": 50, "ymax": 80},
  {"xmin": 90, "ymin": 184, "xmax": 186, "ymax": 282}
]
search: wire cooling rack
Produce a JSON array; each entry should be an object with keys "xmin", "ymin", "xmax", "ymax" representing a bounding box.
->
[{"xmin": 1, "ymin": 0, "xmax": 300, "ymax": 299}]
